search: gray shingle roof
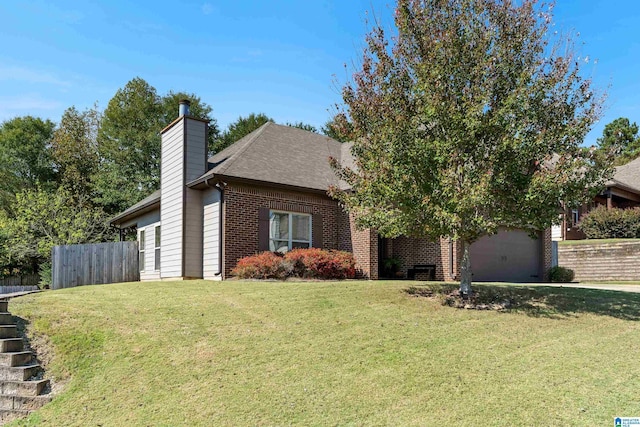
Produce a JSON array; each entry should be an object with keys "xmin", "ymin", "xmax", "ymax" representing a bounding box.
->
[
  {"xmin": 109, "ymin": 189, "xmax": 161, "ymax": 225},
  {"xmin": 192, "ymin": 122, "xmax": 349, "ymax": 191},
  {"xmin": 608, "ymin": 156, "xmax": 640, "ymax": 193}
]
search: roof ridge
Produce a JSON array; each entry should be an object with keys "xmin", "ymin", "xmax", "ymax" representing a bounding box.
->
[{"xmin": 216, "ymin": 122, "xmax": 272, "ymax": 176}]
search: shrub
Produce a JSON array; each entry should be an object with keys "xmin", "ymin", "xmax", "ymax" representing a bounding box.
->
[
  {"xmin": 578, "ymin": 206, "xmax": 640, "ymax": 239},
  {"xmin": 231, "ymin": 248, "xmax": 357, "ymax": 280},
  {"xmin": 548, "ymin": 266, "xmax": 575, "ymax": 283},
  {"xmin": 284, "ymin": 248, "xmax": 356, "ymax": 279},
  {"xmin": 231, "ymin": 251, "xmax": 291, "ymax": 280},
  {"xmin": 38, "ymin": 262, "xmax": 52, "ymax": 290}
]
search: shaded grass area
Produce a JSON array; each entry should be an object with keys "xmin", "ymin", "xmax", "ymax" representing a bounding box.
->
[
  {"xmin": 558, "ymin": 238, "xmax": 640, "ymax": 246},
  {"xmin": 7, "ymin": 280, "xmax": 640, "ymax": 426}
]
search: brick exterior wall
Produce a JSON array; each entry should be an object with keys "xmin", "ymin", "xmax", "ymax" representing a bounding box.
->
[
  {"xmin": 221, "ymin": 182, "xmax": 551, "ymax": 283},
  {"xmin": 383, "ymin": 237, "xmax": 458, "ymax": 281},
  {"xmin": 558, "ymin": 240, "xmax": 640, "ymax": 281},
  {"xmin": 222, "ymin": 183, "xmax": 377, "ymax": 279}
]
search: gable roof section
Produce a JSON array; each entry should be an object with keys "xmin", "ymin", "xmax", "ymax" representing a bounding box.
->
[
  {"xmin": 190, "ymin": 122, "xmax": 348, "ymax": 191},
  {"xmin": 110, "ymin": 189, "xmax": 161, "ymax": 226},
  {"xmin": 608, "ymin": 156, "xmax": 640, "ymax": 194}
]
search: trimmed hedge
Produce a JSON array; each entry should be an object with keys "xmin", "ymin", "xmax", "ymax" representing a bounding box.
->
[
  {"xmin": 578, "ymin": 206, "xmax": 640, "ymax": 239},
  {"xmin": 231, "ymin": 248, "xmax": 356, "ymax": 280},
  {"xmin": 548, "ymin": 266, "xmax": 575, "ymax": 283}
]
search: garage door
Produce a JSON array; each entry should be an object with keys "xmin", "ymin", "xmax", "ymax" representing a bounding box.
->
[{"xmin": 470, "ymin": 229, "xmax": 541, "ymax": 282}]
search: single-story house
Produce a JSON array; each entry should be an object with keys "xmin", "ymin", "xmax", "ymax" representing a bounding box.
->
[
  {"xmin": 110, "ymin": 101, "xmax": 552, "ymax": 282},
  {"xmin": 552, "ymin": 156, "xmax": 640, "ymax": 240}
]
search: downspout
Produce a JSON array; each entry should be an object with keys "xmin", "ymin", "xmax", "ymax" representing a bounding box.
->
[{"xmin": 205, "ymin": 178, "xmax": 226, "ymax": 278}]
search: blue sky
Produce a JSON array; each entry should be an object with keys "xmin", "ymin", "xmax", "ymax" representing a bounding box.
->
[{"xmin": 1, "ymin": 0, "xmax": 639, "ymax": 146}]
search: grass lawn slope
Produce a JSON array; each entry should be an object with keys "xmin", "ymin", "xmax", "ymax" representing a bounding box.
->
[{"xmin": 7, "ymin": 280, "xmax": 640, "ymax": 426}]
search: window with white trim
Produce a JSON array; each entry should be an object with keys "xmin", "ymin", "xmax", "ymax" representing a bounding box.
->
[
  {"xmin": 138, "ymin": 229, "xmax": 146, "ymax": 272},
  {"xmin": 154, "ymin": 226, "xmax": 161, "ymax": 271},
  {"xmin": 269, "ymin": 211, "xmax": 311, "ymax": 253}
]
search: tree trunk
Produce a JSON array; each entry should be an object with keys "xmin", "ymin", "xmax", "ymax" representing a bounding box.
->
[{"xmin": 459, "ymin": 240, "xmax": 472, "ymax": 298}]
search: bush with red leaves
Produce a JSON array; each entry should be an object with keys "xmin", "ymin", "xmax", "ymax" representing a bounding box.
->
[
  {"xmin": 231, "ymin": 248, "xmax": 356, "ymax": 280},
  {"xmin": 284, "ymin": 248, "xmax": 356, "ymax": 280}
]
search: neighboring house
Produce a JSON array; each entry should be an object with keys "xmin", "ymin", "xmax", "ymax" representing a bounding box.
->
[
  {"xmin": 552, "ymin": 156, "xmax": 640, "ymax": 240},
  {"xmin": 110, "ymin": 101, "xmax": 552, "ymax": 282}
]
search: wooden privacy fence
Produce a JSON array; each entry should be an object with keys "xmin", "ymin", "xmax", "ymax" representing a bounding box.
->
[
  {"xmin": 52, "ymin": 241, "xmax": 139, "ymax": 290},
  {"xmin": 0, "ymin": 274, "xmax": 40, "ymax": 287}
]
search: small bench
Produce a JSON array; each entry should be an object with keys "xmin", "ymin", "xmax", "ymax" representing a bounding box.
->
[{"xmin": 407, "ymin": 264, "xmax": 436, "ymax": 281}]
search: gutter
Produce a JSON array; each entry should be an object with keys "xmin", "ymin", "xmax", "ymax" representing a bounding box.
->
[{"xmin": 205, "ymin": 178, "xmax": 226, "ymax": 278}]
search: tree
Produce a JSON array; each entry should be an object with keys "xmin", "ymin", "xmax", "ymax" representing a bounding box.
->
[
  {"xmin": 95, "ymin": 78, "xmax": 219, "ymax": 214},
  {"xmin": 331, "ymin": 0, "xmax": 609, "ymax": 296},
  {"xmin": 322, "ymin": 113, "xmax": 355, "ymax": 142},
  {"xmin": 213, "ymin": 113, "xmax": 273, "ymax": 154},
  {"xmin": 0, "ymin": 116, "xmax": 56, "ymax": 210},
  {"xmin": 597, "ymin": 117, "xmax": 640, "ymax": 165},
  {"xmin": 8, "ymin": 186, "xmax": 109, "ymax": 264},
  {"xmin": 51, "ymin": 106, "xmax": 101, "ymax": 197},
  {"xmin": 285, "ymin": 121, "xmax": 318, "ymax": 133},
  {"xmin": 95, "ymin": 77, "xmax": 163, "ymax": 214},
  {"xmin": 161, "ymin": 91, "xmax": 220, "ymax": 155}
]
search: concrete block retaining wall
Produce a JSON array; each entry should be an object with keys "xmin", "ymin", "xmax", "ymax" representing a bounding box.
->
[{"xmin": 558, "ymin": 241, "xmax": 640, "ymax": 281}]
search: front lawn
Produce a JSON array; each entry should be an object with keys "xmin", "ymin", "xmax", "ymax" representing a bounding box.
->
[{"xmin": 8, "ymin": 280, "xmax": 640, "ymax": 426}]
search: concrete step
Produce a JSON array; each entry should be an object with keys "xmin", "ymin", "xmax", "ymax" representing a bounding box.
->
[
  {"xmin": 0, "ymin": 408, "xmax": 30, "ymax": 423},
  {"xmin": 0, "ymin": 313, "xmax": 13, "ymax": 325},
  {"xmin": 0, "ymin": 339, "xmax": 23, "ymax": 353},
  {"xmin": 0, "ymin": 365, "xmax": 40, "ymax": 381},
  {"xmin": 0, "ymin": 352, "xmax": 32, "ymax": 367},
  {"xmin": 0, "ymin": 379, "xmax": 48, "ymax": 397},
  {"xmin": 0, "ymin": 326, "xmax": 17, "ymax": 339},
  {"xmin": 0, "ymin": 394, "xmax": 51, "ymax": 411}
]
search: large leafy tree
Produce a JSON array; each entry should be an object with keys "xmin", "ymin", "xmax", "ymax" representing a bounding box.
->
[
  {"xmin": 322, "ymin": 113, "xmax": 355, "ymax": 142},
  {"xmin": 213, "ymin": 113, "xmax": 273, "ymax": 154},
  {"xmin": 52, "ymin": 106, "xmax": 101, "ymax": 197},
  {"xmin": 597, "ymin": 117, "xmax": 640, "ymax": 165},
  {"xmin": 0, "ymin": 116, "xmax": 56, "ymax": 210},
  {"xmin": 161, "ymin": 90, "xmax": 220, "ymax": 155},
  {"xmin": 332, "ymin": 0, "xmax": 610, "ymax": 295},
  {"xmin": 95, "ymin": 77, "xmax": 163, "ymax": 214},
  {"xmin": 95, "ymin": 78, "xmax": 217, "ymax": 214}
]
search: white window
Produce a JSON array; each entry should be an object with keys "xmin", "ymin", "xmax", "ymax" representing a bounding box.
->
[
  {"xmin": 138, "ymin": 229, "xmax": 145, "ymax": 272},
  {"xmin": 269, "ymin": 211, "xmax": 311, "ymax": 253},
  {"xmin": 571, "ymin": 209, "xmax": 579, "ymax": 226},
  {"xmin": 154, "ymin": 226, "xmax": 161, "ymax": 271}
]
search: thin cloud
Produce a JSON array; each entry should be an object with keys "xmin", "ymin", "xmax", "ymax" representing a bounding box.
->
[
  {"xmin": 0, "ymin": 66, "xmax": 71, "ymax": 87},
  {"xmin": 202, "ymin": 3, "xmax": 214, "ymax": 15},
  {"xmin": 0, "ymin": 94, "xmax": 62, "ymax": 120}
]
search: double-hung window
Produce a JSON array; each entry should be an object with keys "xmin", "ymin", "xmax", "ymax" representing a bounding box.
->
[
  {"xmin": 269, "ymin": 211, "xmax": 311, "ymax": 253},
  {"xmin": 138, "ymin": 230, "xmax": 146, "ymax": 272},
  {"xmin": 154, "ymin": 226, "xmax": 161, "ymax": 271}
]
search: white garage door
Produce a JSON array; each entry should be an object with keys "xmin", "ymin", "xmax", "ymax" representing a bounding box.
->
[{"xmin": 470, "ymin": 229, "xmax": 542, "ymax": 282}]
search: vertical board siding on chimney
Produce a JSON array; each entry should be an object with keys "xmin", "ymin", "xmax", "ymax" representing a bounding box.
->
[
  {"xmin": 160, "ymin": 119, "xmax": 184, "ymax": 278},
  {"xmin": 202, "ymin": 188, "xmax": 221, "ymax": 278},
  {"xmin": 183, "ymin": 118, "xmax": 208, "ymax": 278}
]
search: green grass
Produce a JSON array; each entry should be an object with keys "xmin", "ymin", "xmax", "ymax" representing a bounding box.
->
[
  {"xmin": 7, "ymin": 280, "xmax": 640, "ymax": 426},
  {"xmin": 558, "ymin": 238, "xmax": 640, "ymax": 245}
]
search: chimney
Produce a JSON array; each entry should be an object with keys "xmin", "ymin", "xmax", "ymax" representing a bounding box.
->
[
  {"xmin": 179, "ymin": 99, "xmax": 191, "ymax": 116},
  {"xmin": 160, "ymin": 102, "xmax": 208, "ymax": 279}
]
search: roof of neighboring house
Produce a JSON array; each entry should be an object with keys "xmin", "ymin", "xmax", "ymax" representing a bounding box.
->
[
  {"xmin": 607, "ymin": 156, "xmax": 640, "ymax": 194},
  {"xmin": 189, "ymin": 122, "xmax": 348, "ymax": 191},
  {"xmin": 110, "ymin": 189, "xmax": 161, "ymax": 226}
]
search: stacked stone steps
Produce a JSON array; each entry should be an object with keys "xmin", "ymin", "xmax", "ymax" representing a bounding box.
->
[{"xmin": 0, "ymin": 300, "xmax": 50, "ymax": 424}]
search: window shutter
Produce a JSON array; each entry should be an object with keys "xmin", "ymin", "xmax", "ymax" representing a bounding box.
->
[
  {"xmin": 258, "ymin": 207, "xmax": 270, "ymax": 252},
  {"xmin": 312, "ymin": 213, "xmax": 323, "ymax": 248}
]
